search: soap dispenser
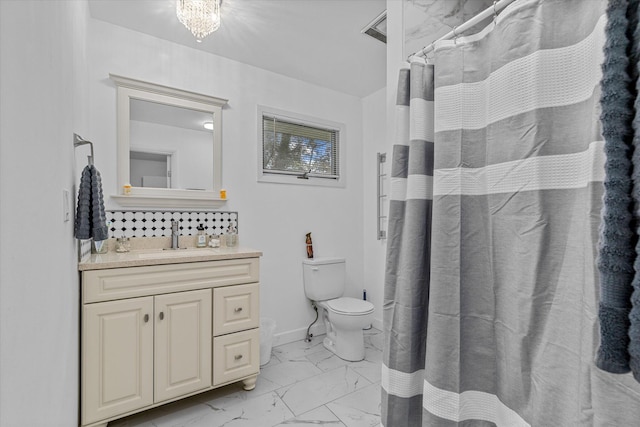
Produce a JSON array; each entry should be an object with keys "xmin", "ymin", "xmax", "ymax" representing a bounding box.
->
[{"xmin": 196, "ymin": 224, "xmax": 207, "ymax": 248}]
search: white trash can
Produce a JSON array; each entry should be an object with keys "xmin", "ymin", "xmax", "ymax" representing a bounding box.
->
[{"xmin": 260, "ymin": 317, "xmax": 277, "ymax": 366}]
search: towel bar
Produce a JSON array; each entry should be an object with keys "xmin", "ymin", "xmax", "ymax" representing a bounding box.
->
[
  {"xmin": 377, "ymin": 152, "xmax": 387, "ymax": 240},
  {"xmin": 74, "ymin": 133, "xmax": 94, "ymax": 166}
]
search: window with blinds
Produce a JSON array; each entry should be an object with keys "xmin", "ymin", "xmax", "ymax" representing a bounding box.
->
[{"xmin": 262, "ymin": 114, "xmax": 340, "ymax": 179}]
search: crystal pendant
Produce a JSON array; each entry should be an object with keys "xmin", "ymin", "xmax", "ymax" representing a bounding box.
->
[{"xmin": 176, "ymin": 0, "xmax": 221, "ymax": 41}]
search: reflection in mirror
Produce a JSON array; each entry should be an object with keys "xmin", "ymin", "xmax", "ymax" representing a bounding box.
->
[
  {"xmin": 130, "ymin": 151, "xmax": 170, "ymax": 188},
  {"xmin": 129, "ymin": 99, "xmax": 214, "ymax": 191},
  {"xmin": 110, "ymin": 74, "xmax": 228, "ymax": 208}
]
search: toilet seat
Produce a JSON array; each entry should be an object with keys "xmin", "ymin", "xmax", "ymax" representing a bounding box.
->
[{"xmin": 326, "ymin": 297, "xmax": 374, "ymax": 316}]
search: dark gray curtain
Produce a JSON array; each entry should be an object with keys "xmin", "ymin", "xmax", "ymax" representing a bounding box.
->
[{"xmin": 381, "ymin": 62, "xmax": 434, "ymax": 426}]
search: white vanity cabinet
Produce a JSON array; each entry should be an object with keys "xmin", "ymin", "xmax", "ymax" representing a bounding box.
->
[{"xmin": 80, "ymin": 254, "xmax": 261, "ymax": 427}]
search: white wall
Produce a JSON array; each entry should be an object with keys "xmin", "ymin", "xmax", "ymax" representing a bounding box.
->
[
  {"xmin": 0, "ymin": 1, "xmax": 89, "ymax": 425},
  {"xmin": 87, "ymin": 19, "xmax": 365, "ymax": 344},
  {"xmin": 362, "ymin": 87, "xmax": 387, "ymax": 329},
  {"xmin": 387, "ymin": 0, "xmax": 405, "ymax": 149},
  {"xmin": 358, "ymin": 0, "xmax": 406, "ymax": 333}
]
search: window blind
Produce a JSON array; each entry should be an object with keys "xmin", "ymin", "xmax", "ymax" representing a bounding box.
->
[{"xmin": 262, "ymin": 114, "xmax": 339, "ymax": 179}]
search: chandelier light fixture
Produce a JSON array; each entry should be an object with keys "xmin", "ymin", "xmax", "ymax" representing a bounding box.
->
[{"xmin": 176, "ymin": 0, "xmax": 221, "ymax": 42}]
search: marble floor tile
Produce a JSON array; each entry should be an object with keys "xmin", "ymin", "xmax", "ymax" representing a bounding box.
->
[
  {"xmin": 364, "ymin": 329, "xmax": 384, "ymax": 353},
  {"xmin": 110, "ymin": 400, "xmax": 213, "ymax": 427},
  {"xmin": 159, "ymin": 391, "xmax": 292, "ymax": 427},
  {"xmin": 364, "ymin": 345, "xmax": 382, "ymax": 363},
  {"xmin": 109, "ymin": 329, "xmax": 383, "ymax": 427},
  {"xmin": 109, "ymin": 392, "xmax": 212, "ymax": 427},
  {"xmin": 194, "ymin": 375, "xmax": 281, "ymax": 411},
  {"xmin": 272, "ymin": 337, "xmax": 326, "ymax": 362},
  {"xmin": 327, "ymin": 382, "xmax": 381, "ymax": 427},
  {"xmin": 349, "ymin": 358, "xmax": 382, "ymax": 384},
  {"xmin": 305, "ymin": 347, "xmax": 351, "ymax": 372},
  {"xmin": 260, "ymin": 351, "xmax": 282, "ymax": 368},
  {"xmin": 109, "ymin": 414, "xmax": 157, "ymax": 427},
  {"xmin": 273, "ymin": 406, "xmax": 345, "ymax": 426},
  {"xmin": 277, "ymin": 366, "xmax": 371, "ymax": 416},
  {"xmin": 248, "ymin": 374, "xmax": 282, "ymax": 396},
  {"xmin": 259, "ymin": 359, "xmax": 324, "ymax": 387},
  {"xmin": 129, "ymin": 393, "xmax": 293, "ymax": 427}
]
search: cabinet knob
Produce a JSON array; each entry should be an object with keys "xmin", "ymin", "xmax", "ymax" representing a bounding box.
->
[
  {"xmin": 234, "ymin": 307, "xmax": 243, "ymax": 313},
  {"xmin": 234, "ymin": 354, "xmax": 243, "ymax": 360},
  {"xmin": 159, "ymin": 312, "xmax": 164, "ymax": 320},
  {"xmin": 144, "ymin": 314, "xmax": 149, "ymax": 323}
]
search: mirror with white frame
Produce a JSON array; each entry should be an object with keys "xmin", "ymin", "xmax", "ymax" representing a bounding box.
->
[{"xmin": 110, "ymin": 74, "xmax": 228, "ymax": 208}]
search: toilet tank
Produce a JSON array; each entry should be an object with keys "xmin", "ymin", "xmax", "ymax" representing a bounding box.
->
[{"xmin": 302, "ymin": 257, "xmax": 345, "ymax": 301}]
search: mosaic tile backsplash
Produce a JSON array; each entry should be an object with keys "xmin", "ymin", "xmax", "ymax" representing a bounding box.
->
[{"xmin": 107, "ymin": 211, "xmax": 238, "ymax": 238}]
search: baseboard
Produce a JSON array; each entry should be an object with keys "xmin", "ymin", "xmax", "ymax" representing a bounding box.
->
[
  {"xmin": 271, "ymin": 317, "xmax": 383, "ymax": 348},
  {"xmin": 272, "ymin": 323, "xmax": 326, "ymax": 347}
]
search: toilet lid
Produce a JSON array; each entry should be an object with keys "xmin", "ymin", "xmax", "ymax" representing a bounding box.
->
[{"xmin": 326, "ymin": 297, "xmax": 374, "ymax": 315}]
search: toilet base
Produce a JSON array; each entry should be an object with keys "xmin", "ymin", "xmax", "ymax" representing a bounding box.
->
[{"xmin": 322, "ymin": 329, "xmax": 365, "ymax": 362}]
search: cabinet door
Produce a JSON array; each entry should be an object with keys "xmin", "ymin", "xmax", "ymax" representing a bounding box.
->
[
  {"xmin": 82, "ymin": 297, "xmax": 154, "ymax": 426},
  {"xmin": 155, "ymin": 289, "xmax": 212, "ymax": 402}
]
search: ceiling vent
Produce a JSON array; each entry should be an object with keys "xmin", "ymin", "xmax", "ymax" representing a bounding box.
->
[{"xmin": 361, "ymin": 10, "xmax": 387, "ymax": 44}]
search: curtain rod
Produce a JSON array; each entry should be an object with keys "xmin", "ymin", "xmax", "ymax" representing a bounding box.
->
[{"xmin": 408, "ymin": 0, "xmax": 516, "ymax": 61}]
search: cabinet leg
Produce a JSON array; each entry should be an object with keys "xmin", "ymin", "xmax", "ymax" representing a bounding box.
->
[{"xmin": 242, "ymin": 375, "xmax": 258, "ymax": 391}]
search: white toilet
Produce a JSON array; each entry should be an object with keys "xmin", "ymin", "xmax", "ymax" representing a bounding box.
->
[{"xmin": 302, "ymin": 257, "xmax": 374, "ymax": 361}]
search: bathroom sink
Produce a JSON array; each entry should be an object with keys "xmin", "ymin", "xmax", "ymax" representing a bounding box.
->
[{"xmin": 136, "ymin": 248, "xmax": 218, "ymax": 259}]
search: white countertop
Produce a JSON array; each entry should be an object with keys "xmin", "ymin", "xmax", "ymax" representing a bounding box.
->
[{"xmin": 78, "ymin": 246, "xmax": 262, "ymax": 271}]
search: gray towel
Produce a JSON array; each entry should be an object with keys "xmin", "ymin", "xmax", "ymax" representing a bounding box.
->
[
  {"xmin": 596, "ymin": 0, "xmax": 640, "ymax": 377},
  {"xmin": 627, "ymin": 0, "xmax": 640, "ymax": 382},
  {"xmin": 74, "ymin": 165, "xmax": 108, "ymax": 241}
]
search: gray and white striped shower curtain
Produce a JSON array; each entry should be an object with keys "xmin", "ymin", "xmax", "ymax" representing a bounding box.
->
[
  {"xmin": 382, "ymin": 61, "xmax": 434, "ymax": 424},
  {"xmin": 382, "ymin": 0, "xmax": 640, "ymax": 425}
]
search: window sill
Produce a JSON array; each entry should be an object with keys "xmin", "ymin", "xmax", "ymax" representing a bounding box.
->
[
  {"xmin": 111, "ymin": 194, "xmax": 228, "ymax": 209},
  {"xmin": 257, "ymin": 173, "xmax": 345, "ymax": 188}
]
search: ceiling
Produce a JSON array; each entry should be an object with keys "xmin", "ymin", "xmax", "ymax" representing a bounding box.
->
[
  {"xmin": 88, "ymin": 0, "xmax": 388, "ymax": 98},
  {"xmin": 130, "ymin": 98, "xmax": 213, "ymax": 132}
]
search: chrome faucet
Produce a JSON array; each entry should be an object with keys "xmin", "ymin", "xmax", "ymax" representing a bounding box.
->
[{"xmin": 171, "ymin": 220, "xmax": 180, "ymax": 249}]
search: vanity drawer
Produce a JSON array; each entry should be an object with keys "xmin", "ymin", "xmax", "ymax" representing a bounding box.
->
[
  {"xmin": 83, "ymin": 258, "xmax": 259, "ymax": 303},
  {"xmin": 213, "ymin": 328, "xmax": 260, "ymax": 386},
  {"xmin": 213, "ymin": 283, "xmax": 260, "ymax": 336}
]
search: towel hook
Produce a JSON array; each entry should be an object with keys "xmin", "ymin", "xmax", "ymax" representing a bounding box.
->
[{"xmin": 73, "ymin": 133, "xmax": 94, "ymax": 166}]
